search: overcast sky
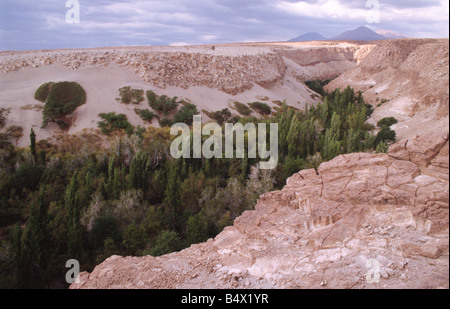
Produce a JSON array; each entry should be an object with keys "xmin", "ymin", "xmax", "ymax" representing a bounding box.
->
[{"xmin": 0, "ymin": 0, "xmax": 448, "ymax": 51}]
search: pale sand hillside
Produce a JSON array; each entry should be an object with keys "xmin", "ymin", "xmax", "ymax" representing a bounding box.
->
[{"xmin": 0, "ymin": 41, "xmax": 369, "ymax": 147}]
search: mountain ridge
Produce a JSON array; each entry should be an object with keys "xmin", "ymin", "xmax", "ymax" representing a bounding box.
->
[{"xmin": 290, "ymin": 26, "xmax": 390, "ymax": 42}]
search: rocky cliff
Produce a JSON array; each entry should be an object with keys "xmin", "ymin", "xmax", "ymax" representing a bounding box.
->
[
  {"xmin": 71, "ymin": 131, "xmax": 449, "ymax": 289},
  {"xmin": 326, "ymin": 39, "xmax": 449, "ymax": 141}
]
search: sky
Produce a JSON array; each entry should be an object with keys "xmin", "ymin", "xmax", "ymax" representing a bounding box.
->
[{"xmin": 0, "ymin": 0, "xmax": 448, "ymax": 51}]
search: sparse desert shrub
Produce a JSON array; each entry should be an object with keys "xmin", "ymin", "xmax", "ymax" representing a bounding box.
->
[
  {"xmin": 135, "ymin": 109, "xmax": 155, "ymax": 123},
  {"xmin": 248, "ymin": 102, "xmax": 272, "ymax": 115},
  {"xmin": 98, "ymin": 112, "xmax": 134, "ymax": 135},
  {"xmin": 147, "ymin": 91, "xmax": 178, "ymax": 115},
  {"xmin": 305, "ymin": 79, "xmax": 332, "ymax": 96},
  {"xmin": 209, "ymin": 108, "xmax": 232, "ymax": 125},
  {"xmin": 6, "ymin": 126, "xmax": 23, "ymax": 143},
  {"xmin": 159, "ymin": 118, "xmax": 173, "ymax": 128},
  {"xmin": 0, "ymin": 108, "xmax": 8, "ymax": 129},
  {"xmin": 40, "ymin": 81, "xmax": 86, "ymax": 129},
  {"xmin": 173, "ymin": 103, "xmax": 199, "ymax": 126},
  {"xmin": 233, "ymin": 102, "xmax": 252, "ymax": 116},
  {"xmin": 118, "ymin": 87, "xmax": 145, "ymax": 105},
  {"xmin": 377, "ymin": 117, "xmax": 398, "ymax": 129},
  {"xmin": 375, "ymin": 127, "xmax": 396, "ymax": 146},
  {"xmin": 376, "ymin": 141, "xmax": 389, "ymax": 153}
]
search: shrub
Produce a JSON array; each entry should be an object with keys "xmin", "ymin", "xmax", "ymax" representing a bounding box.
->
[
  {"xmin": 6, "ymin": 126, "xmax": 23, "ymax": 142},
  {"xmin": 377, "ymin": 117, "xmax": 398, "ymax": 129},
  {"xmin": 40, "ymin": 82, "xmax": 86, "ymax": 129},
  {"xmin": 173, "ymin": 103, "xmax": 199, "ymax": 125},
  {"xmin": 376, "ymin": 141, "xmax": 389, "ymax": 153},
  {"xmin": 305, "ymin": 79, "xmax": 332, "ymax": 96},
  {"xmin": 159, "ymin": 118, "xmax": 173, "ymax": 128},
  {"xmin": 375, "ymin": 127, "xmax": 396, "ymax": 146},
  {"xmin": 34, "ymin": 82, "xmax": 53, "ymax": 103},
  {"xmin": 248, "ymin": 102, "xmax": 272, "ymax": 115},
  {"xmin": 118, "ymin": 87, "xmax": 144, "ymax": 105},
  {"xmin": 98, "ymin": 112, "xmax": 134, "ymax": 135},
  {"xmin": 233, "ymin": 102, "xmax": 252, "ymax": 116},
  {"xmin": 135, "ymin": 109, "xmax": 155, "ymax": 123},
  {"xmin": 209, "ymin": 108, "xmax": 232, "ymax": 125},
  {"xmin": 0, "ymin": 108, "xmax": 9, "ymax": 129},
  {"xmin": 146, "ymin": 91, "xmax": 178, "ymax": 115}
]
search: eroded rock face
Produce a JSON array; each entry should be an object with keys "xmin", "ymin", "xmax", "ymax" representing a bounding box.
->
[
  {"xmin": 0, "ymin": 43, "xmax": 367, "ymax": 95},
  {"xmin": 71, "ymin": 132, "xmax": 449, "ymax": 289}
]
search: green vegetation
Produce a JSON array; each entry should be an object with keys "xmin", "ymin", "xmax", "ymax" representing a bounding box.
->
[
  {"xmin": 305, "ymin": 79, "xmax": 332, "ymax": 97},
  {"xmin": 34, "ymin": 82, "xmax": 53, "ymax": 103},
  {"xmin": 206, "ymin": 108, "xmax": 233, "ymax": 125},
  {"xmin": 375, "ymin": 117, "xmax": 397, "ymax": 147},
  {"xmin": 98, "ymin": 112, "xmax": 134, "ymax": 135},
  {"xmin": 173, "ymin": 103, "xmax": 200, "ymax": 126},
  {"xmin": 377, "ymin": 117, "xmax": 398, "ymax": 129},
  {"xmin": 146, "ymin": 91, "xmax": 179, "ymax": 116},
  {"xmin": 5, "ymin": 126, "xmax": 23, "ymax": 143},
  {"xmin": 248, "ymin": 102, "xmax": 272, "ymax": 116},
  {"xmin": 0, "ymin": 108, "xmax": 10, "ymax": 130},
  {"xmin": 135, "ymin": 109, "xmax": 155, "ymax": 123},
  {"xmin": 0, "ymin": 85, "xmax": 393, "ymax": 289},
  {"xmin": 38, "ymin": 82, "xmax": 87, "ymax": 130},
  {"xmin": 233, "ymin": 102, "xmax": 252, "ymax": 116},
  {"xmin": 118, "ymin": 87, "xmax": 145, "ymax": 105}
]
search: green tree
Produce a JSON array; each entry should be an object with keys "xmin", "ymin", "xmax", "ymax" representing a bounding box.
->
[
  {"xmin": 30, "ymin": 128, "xmax": 37, "ymax": 164},
  {"xmin": 20, "ymin": 187, "xmax": 49, "ymax": 288},
  {"xmin": 65, "ymin": 172, "xmax": 82, "ymax": 260},
  {"xmin": 323, "ymin": 112, "xmax": 342, "ymax": 161},
  {"xmin": 122, "ymin": 223, "xmax": 147, "ymax": 255},
  {"xmin": 150, "ymin": 230, "xmax": 181, "ymax": 257}
]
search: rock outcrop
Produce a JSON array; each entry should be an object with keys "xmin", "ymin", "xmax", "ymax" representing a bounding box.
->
[
  {"xmin": 71, "ymin": 131, "xmax": 449, "ymax": 289},
  {"xmin": 0, "ymin": 42, "xmax": 369, "ymax": 96},
  {"xmin": 326, "ymin": 39, "xmax": 449, "ymax": 141}
]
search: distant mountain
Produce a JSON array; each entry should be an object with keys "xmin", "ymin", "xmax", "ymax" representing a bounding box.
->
[
  {"xmin": 330, "ymin": 26, "xmax": 388, "ymax": 41},
  {"xmin": 289, "ymin": 32, "xmax": 327, "ymax": 42},
  {"xmin": 376, "ymin": 30, "xmax": 409, "ymax": 39}
]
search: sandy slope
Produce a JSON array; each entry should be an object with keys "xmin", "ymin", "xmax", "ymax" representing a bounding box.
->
[{"xmin": 0, "ymin": 41, "xmax": 368, "ymax": 147}]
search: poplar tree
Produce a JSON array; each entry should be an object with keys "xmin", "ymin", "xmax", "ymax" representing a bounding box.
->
[
  {"xmin": 66, "ymin": 172, "xmax": 82, "ymax": 261},
  {"xmin": 30, "ymin": 128, "xmax": 37, "ymax": 164}
]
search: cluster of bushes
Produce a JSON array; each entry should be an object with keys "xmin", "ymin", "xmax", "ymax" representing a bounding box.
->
[
  {"xmin": 36, "ymin": 82, "xmax": 87, "ymax": 130},
  {"xmin": 233, "ymin": 102, "xmax": 252, "ymax": 116},
  {"xmin": 98, "ymin": 112, "xmax": 134, "ymax": 135},
  {"xmin": 159, "ymin": 103, "xmax": 200, "ymax": 127},
  {"xmin": 135, "ymin": 109, "xmax": 155, "ymax": 123},
  {"xmin": 304, "ymin": 79, "xmax": 332, "ymax": 97},
  {"xmin": 147, "ymin": 91, "xmax": 179, "ymax": 116},
  {"xmin": 248, "ymin": 102, "xmax": 272, "ymax": 115},
  {"xmin": 0, "ymin": 108, "xmax": 9, "ymax": 130},
  {"xmin": 118, "ymin": 87, "xmax": 145, "ymax": 105},
  {"xmin": 375, "ymin": 117, "xmax": 398, "ymax": 153}
]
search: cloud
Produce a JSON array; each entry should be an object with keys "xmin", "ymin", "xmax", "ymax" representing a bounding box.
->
[{"xmin": 0, "ymin": 0, "xmax": 448, "ymax": 50}]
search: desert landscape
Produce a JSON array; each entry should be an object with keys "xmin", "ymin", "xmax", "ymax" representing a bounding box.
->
[
  {"xmin": 0, "ymin": 26, "xmax": 448, "ymax": 290},
  {"xmin": 61, "ymin": 38, "xmax": 448, "ymax": 289}
]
